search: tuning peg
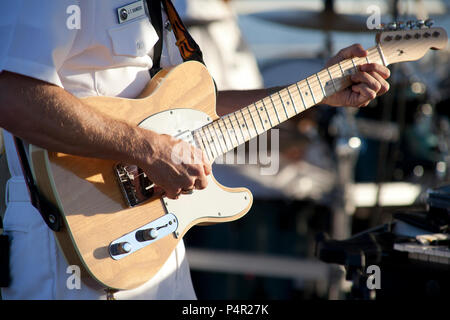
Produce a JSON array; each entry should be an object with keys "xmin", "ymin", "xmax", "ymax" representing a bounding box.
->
[
  {"xmin": 397, "ymin": 21, "xmax": 406, "ymax": 30},
  {"xmin": 425, "ymin": 19, "xmax": 434, "ymax": 28},
  {"xmin": 416, "ymin": 19, "xmax": 425, "ymax": 28},
  {"xmin": 388, "ymin": 22, "xmax": 397, "ymax": 30},
  {"xmin": 377, "ymin": 23, "xmax": 386, "ymax": 31},
  {"xmin": 406, "ymin": 20, "xmax": 415, "ymax": 29}
]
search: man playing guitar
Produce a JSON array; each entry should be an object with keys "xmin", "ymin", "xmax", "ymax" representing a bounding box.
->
[{"xmin": 0, "ymin": 0, "xmax": 389, "ymax": 299}]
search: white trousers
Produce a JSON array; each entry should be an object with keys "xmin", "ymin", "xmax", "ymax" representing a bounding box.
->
[{"xmin": 1, "ymin": 176, "xmax": 197, "ymax": 300}]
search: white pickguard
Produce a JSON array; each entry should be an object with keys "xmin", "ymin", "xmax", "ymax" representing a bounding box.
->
[{"xmin": 138, "ymin": 108, "xmax": 252, "ymax": 237}]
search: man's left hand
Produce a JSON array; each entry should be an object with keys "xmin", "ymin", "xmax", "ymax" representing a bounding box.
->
[{"xmin": 322, "ymin": 44, "xmax": 391, "ymax": 108}]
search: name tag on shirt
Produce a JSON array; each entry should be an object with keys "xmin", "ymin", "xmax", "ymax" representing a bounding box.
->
[{"xmin": 117, "ymin": 0, "xmax": 146, "ymax": 24}]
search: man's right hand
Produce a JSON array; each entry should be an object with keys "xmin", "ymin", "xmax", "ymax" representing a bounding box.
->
[
  {"xmin": 0, "ymin": 72, "xmax": 212, "ymax": 201},
  {"xmin": 137, "ymin": 129, "xmax": 212, "ymax": 200}
]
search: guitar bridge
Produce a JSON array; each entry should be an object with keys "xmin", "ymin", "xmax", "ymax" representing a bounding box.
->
[{"xmin": 114, "ymin": 163, "xmax": 154, "ymax": 207}]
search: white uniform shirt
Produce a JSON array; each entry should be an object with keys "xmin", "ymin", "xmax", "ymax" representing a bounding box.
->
[
  {"xmin": 175, "ymin": 0, "xmax": 263, "ymax": 90},
  {"xmin": 1, "ymin": 0, "xmax": 185, "ymax": 174},
  {"xmin": 1, "ymin": 0, "xmax": 183, "ymax": 91},
  {"xmin": 0, "ymin": 0, "xmax": 195, "ymax": 299}
]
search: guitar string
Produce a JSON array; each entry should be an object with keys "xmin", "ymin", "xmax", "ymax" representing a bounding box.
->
[
  {"xmin": 201, "ymin": 56, "xmax": 373, "ymax": 136},
  {"xmin": 194, "ymin": 49, "xmax": 384, "ymax": 158},
  {"xmin": 133, "ymin": 49, "xmax": 390, "ymax": 176},
  {"xmin": 205, "ymin": 49, "xmax": 381, "ymax": 138},
  {"xmin": 196, "ymin": 51, "xmax": 382, "ymax": 159},
  {"xmin": 127, "ymin": 46, "xmax": 394, "ymax": 175}
]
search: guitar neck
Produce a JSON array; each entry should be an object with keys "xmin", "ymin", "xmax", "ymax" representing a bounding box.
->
[{"xmin": 194, "ymin": 45, "xmax": 387, "ymax": 161}]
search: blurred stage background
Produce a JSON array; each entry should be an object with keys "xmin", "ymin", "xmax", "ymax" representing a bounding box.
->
[{"xmin": 176, "ymin": 0, "xmax": 450, "ymax": 299}]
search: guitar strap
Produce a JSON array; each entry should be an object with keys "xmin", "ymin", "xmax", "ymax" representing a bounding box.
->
[
  {"xmin": 147, "ymin": 0, "xmax": 164, "ymax": 77},
  {"xmin": 147, "ymin": 0, "xmax": 205, "ymax": 77},
  {"xmin": 13, "ymin": 137, "xmax": 62, "ymax": 232}
]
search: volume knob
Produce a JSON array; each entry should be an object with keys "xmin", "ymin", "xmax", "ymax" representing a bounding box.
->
[
  {"xmin": 136, "ymin": 228, "xmax": 159, "ymax": 242},
  {"xmin": 110, "ymin": 242, "xmax": 132, "ymax": 256}
]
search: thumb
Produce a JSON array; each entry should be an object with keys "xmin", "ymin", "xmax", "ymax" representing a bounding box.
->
[
  {"xmin": 336, "ymin": 43, "xmax": 367, "ymax": 60},
  {"xmin": 327, "ymin": 44, "xmax": 368, "ymax": 67}
]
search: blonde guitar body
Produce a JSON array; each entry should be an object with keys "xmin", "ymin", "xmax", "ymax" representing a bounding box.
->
[{"xmin": 29, "ymin": 61, "xmax": 253, "ymax": 290}]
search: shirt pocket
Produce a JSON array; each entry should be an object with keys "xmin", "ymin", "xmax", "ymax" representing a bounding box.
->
[{"xmin": 107, "ymin": 17, "xmax": 159, "ymax": 58}]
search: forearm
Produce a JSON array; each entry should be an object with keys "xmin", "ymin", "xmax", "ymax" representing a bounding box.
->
[
  {"xmin": 0, "ymin": 72, "xmax": 153, "ymax": 165},
  {"xmin": 216, "ymin": 87, "xmax": 284, "ymax": 116}
]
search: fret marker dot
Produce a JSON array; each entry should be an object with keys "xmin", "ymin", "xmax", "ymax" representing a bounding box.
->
[
  {"xmin": 265, "ymin": 120, "xmax": 268, "ymax": 123},
  {"xmin": 305, "ymin": 92, "xmax": 308, "ymax": 96}
]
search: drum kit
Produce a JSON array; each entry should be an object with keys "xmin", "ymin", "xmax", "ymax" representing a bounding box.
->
[
  {"xmin": 249, "ymin": 0, "xmax": 450, "ymax": 202},
  {"xmin": 250, "ymin": 0, "xmax": 449, "ymax": 298},
  {"xmin": 244, "ymin": 0, "xmax": 450, "ymax": 299}
]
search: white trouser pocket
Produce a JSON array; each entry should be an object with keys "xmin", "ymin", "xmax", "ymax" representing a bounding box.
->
[
  {"xmin": 1, "ymin": 201, "xmax": 56, "ymax": 299},
  {"xmin": 1, "ymin": 177, "xmax": 104, "ymax": 299}
]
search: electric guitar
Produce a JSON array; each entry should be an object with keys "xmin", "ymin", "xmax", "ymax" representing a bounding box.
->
[{"xmin": 29, "ymin": 23, "xmax": 448, "ymax": 290}]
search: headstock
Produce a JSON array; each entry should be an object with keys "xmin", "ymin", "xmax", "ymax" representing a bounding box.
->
[{"xmin": 375, "ymin": 19, "xmax": 448, "ymax": 65}]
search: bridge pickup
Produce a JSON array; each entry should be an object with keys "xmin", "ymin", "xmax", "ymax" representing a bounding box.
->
[{"xmin": 114, "ymin": 163, "xmax": 154, "ymax": 207}]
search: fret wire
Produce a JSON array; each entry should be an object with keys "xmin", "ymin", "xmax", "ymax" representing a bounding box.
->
[
  {"xmin": 239, "ymin": 109, "xmax": 253, "ymax": 140},
  {"xmin": 340, "ymin": 59, "xmax": 353, "ymax": 71},
  {"xmin": 222, "ymin": 119, "xmax": 239, "ymax": 149},
  {"xmin": 197, "ymin": 127, "xmax": 215, "ymax": 160},
  {"xmin": 376, "ymin": 44, "xmax": 387, "ymax": 66},
  {"xmin": 338, "ymin": 61, "xmax": 345, "ymax": 76},
  {"xmin": 223, "ymin": 116, "xmax": 239, "ymax": 147},
  {"xmin": 233, "ymin": 113, "xmax": 247, "ymax": 142},
  {"xmin": 233, "ymin": 111, "xmax": 247, "ymax": 142},
  {"xmin": 194, "ymin": 52, "xmax": 385, "ymax": 158},
  {"xmin": 239, "ymin": 109, "xmax": 251, "ymax": 138},
  {"xmin": 283, "ymin": 89, "xmax": 296, "ymax": 115},
  {"xmin": 203, "ymin": 48, "xmax": 383, "ymax": 144},
  {"xmin": 277, "ymin": 91, "xmax": 290, "ymax": 119},
  {"xmin": 202, "ymin": 126, "xmax": 218, "ymax": 159},
  {"xmin": 286, "ymin": 86, "xmax": 298, "ymax": 114},
  {"xmin": 328, "ymin": 50, "xmax": 379, "ymax": 84},
  {"xmin": 216, "ymin": 119, "xmax": 231, "ymax": 151},
  {"xmin": 227, "ymin": 115, "xmax": 241, "ymax": 145},
  {"xmin": 350, "ymin": 58, "xmax": 358, "ymax": 73},
  {"xmin": 305, "ymin": 78, "xmax": 316, "ymax": 104},
  {"xmin": 225, "ymin": 120, "xmax": 237, "ymax": 149},
  {"xmin": 261, "ymin": 99, "xmax": 274, "ymax": 128},
  {"xmin": 211, "ymin": 122, "xmax": 227, "ymax": 155},
  {"xmin": 295, "ymin": 82, "xmax": 307, "ymax": 110},
  {"xmin": 254, "ymin": 103, "xmax": 267, "ymax": 131},
  {"xmin": 207, "ymin": 124, "xmax": 223, "ymax": 156},
  {"xmin": 326, "ymin": 67, "xmax": 337, "ymax": 93},
  {"xmin": 326, "ymin": 49, "xmax": 377, "ymax": 78},
  {"xmin": 194, "ymin": 131, "xmax": 212, "ymax": 162},
  {"xmin": 269, "ymin": 96, "xmax": 282, "ymax": 124},
  {"xmin": 316, "ymin": 73, "xmax": 326, "ymax": 97},
  {"xmin": 221, "ymin": 53, "xmax": 372, "ymax": 135},
  {"xmin": 221, "ymin": 118, "xmax": 235, "ymax": 150},
  {"xmin": 245, "ymin": 105, "xmax": 261, "ymax": 135}
]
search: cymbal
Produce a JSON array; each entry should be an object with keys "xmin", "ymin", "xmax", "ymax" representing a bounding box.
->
[{"xmin": 250, "ymin": 9, "xmax": 370, "ymax": 33}]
